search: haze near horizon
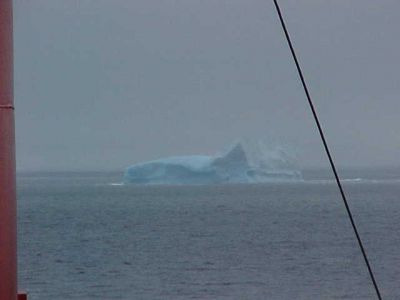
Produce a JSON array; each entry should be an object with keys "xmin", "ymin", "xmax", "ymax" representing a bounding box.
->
[{"xmin": 14, "ymin": 0, "xmax": 400, "ymax": 171}]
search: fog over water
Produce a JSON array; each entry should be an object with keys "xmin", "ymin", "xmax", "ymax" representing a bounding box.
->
[{"xmin": 13, "ymin": 0, "xmax": 400, "ymax": 171}]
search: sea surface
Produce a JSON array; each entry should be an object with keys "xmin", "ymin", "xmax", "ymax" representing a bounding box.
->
[{"xmin": 17, "ymin": 169, "xmax": 400, "ymax": 299}]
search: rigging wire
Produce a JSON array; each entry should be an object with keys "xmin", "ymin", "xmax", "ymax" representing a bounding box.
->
[{"xmin": 272, "ymin": 1, "xmax": 383, "ymax": 299}]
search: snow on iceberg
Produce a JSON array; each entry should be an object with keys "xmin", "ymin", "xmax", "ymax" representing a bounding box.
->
[{"xmin": 123, "ymin": 141, "xmax": 302, "ymax": 185}]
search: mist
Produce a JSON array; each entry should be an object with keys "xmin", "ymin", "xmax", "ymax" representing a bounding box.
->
[{"xmin": 13, "ymin": 0, "xmax": 400, "ymax": 171}]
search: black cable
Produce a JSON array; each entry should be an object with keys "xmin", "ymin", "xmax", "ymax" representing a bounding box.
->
[{"xmin": 272, "ymin": 1, "xmax": 382, "ymax": 299}]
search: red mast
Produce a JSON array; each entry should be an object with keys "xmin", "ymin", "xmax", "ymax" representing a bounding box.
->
[
  {"xmin": 0, "ymin": 1, "xmax": 26, "ymax": 299},
  {"xmin": 0, "ymin": 0, "xmax": 17, "ymax": 298}
]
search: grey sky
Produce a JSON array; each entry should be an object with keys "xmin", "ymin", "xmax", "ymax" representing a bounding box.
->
[{"xmin": 13, "ymin": 0, "xmax": 400, "ymax": 171}]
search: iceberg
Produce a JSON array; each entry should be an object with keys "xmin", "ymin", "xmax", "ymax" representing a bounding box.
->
[{"xmin": 123, "ymin": 141, "xmax": 302, "ymax": 185}]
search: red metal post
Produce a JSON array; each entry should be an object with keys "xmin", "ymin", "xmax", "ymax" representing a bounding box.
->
[{"xmin": 0, "ymin": 0, "xmax": 17, "ymax": 299}]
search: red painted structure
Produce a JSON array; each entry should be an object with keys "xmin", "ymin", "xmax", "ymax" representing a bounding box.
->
[
  {"xmin": 0, "ymin": 0, "xmax": 26, "ymax": 299},
  {"xmin": 0, "ymin": 0, "xmax": 16, "ymax": 298}
]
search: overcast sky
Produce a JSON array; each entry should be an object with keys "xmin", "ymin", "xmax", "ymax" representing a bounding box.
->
[{"xmin": 13, "ymin": 0, "xmax": 400, "ymax": 171}]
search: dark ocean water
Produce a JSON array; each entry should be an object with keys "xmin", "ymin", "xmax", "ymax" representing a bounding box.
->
[{"xmin": 17, "ymin": 169, "xmax": 400, "ymax": 300}]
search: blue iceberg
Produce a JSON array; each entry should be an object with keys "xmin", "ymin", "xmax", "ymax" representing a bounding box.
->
[{"xmin": 123, "ymin": 142, "xmax": 302, "ymax": 185}]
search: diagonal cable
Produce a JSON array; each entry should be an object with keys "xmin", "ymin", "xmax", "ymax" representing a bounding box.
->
[{"xmin": 272, "ymin": 1, "xmax": 383, "ymax": 299}]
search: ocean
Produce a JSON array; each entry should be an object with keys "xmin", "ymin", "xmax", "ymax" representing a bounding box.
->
[{"xmin": 17, "ymin": 169, "xmax": 400, "ymax": 299}]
